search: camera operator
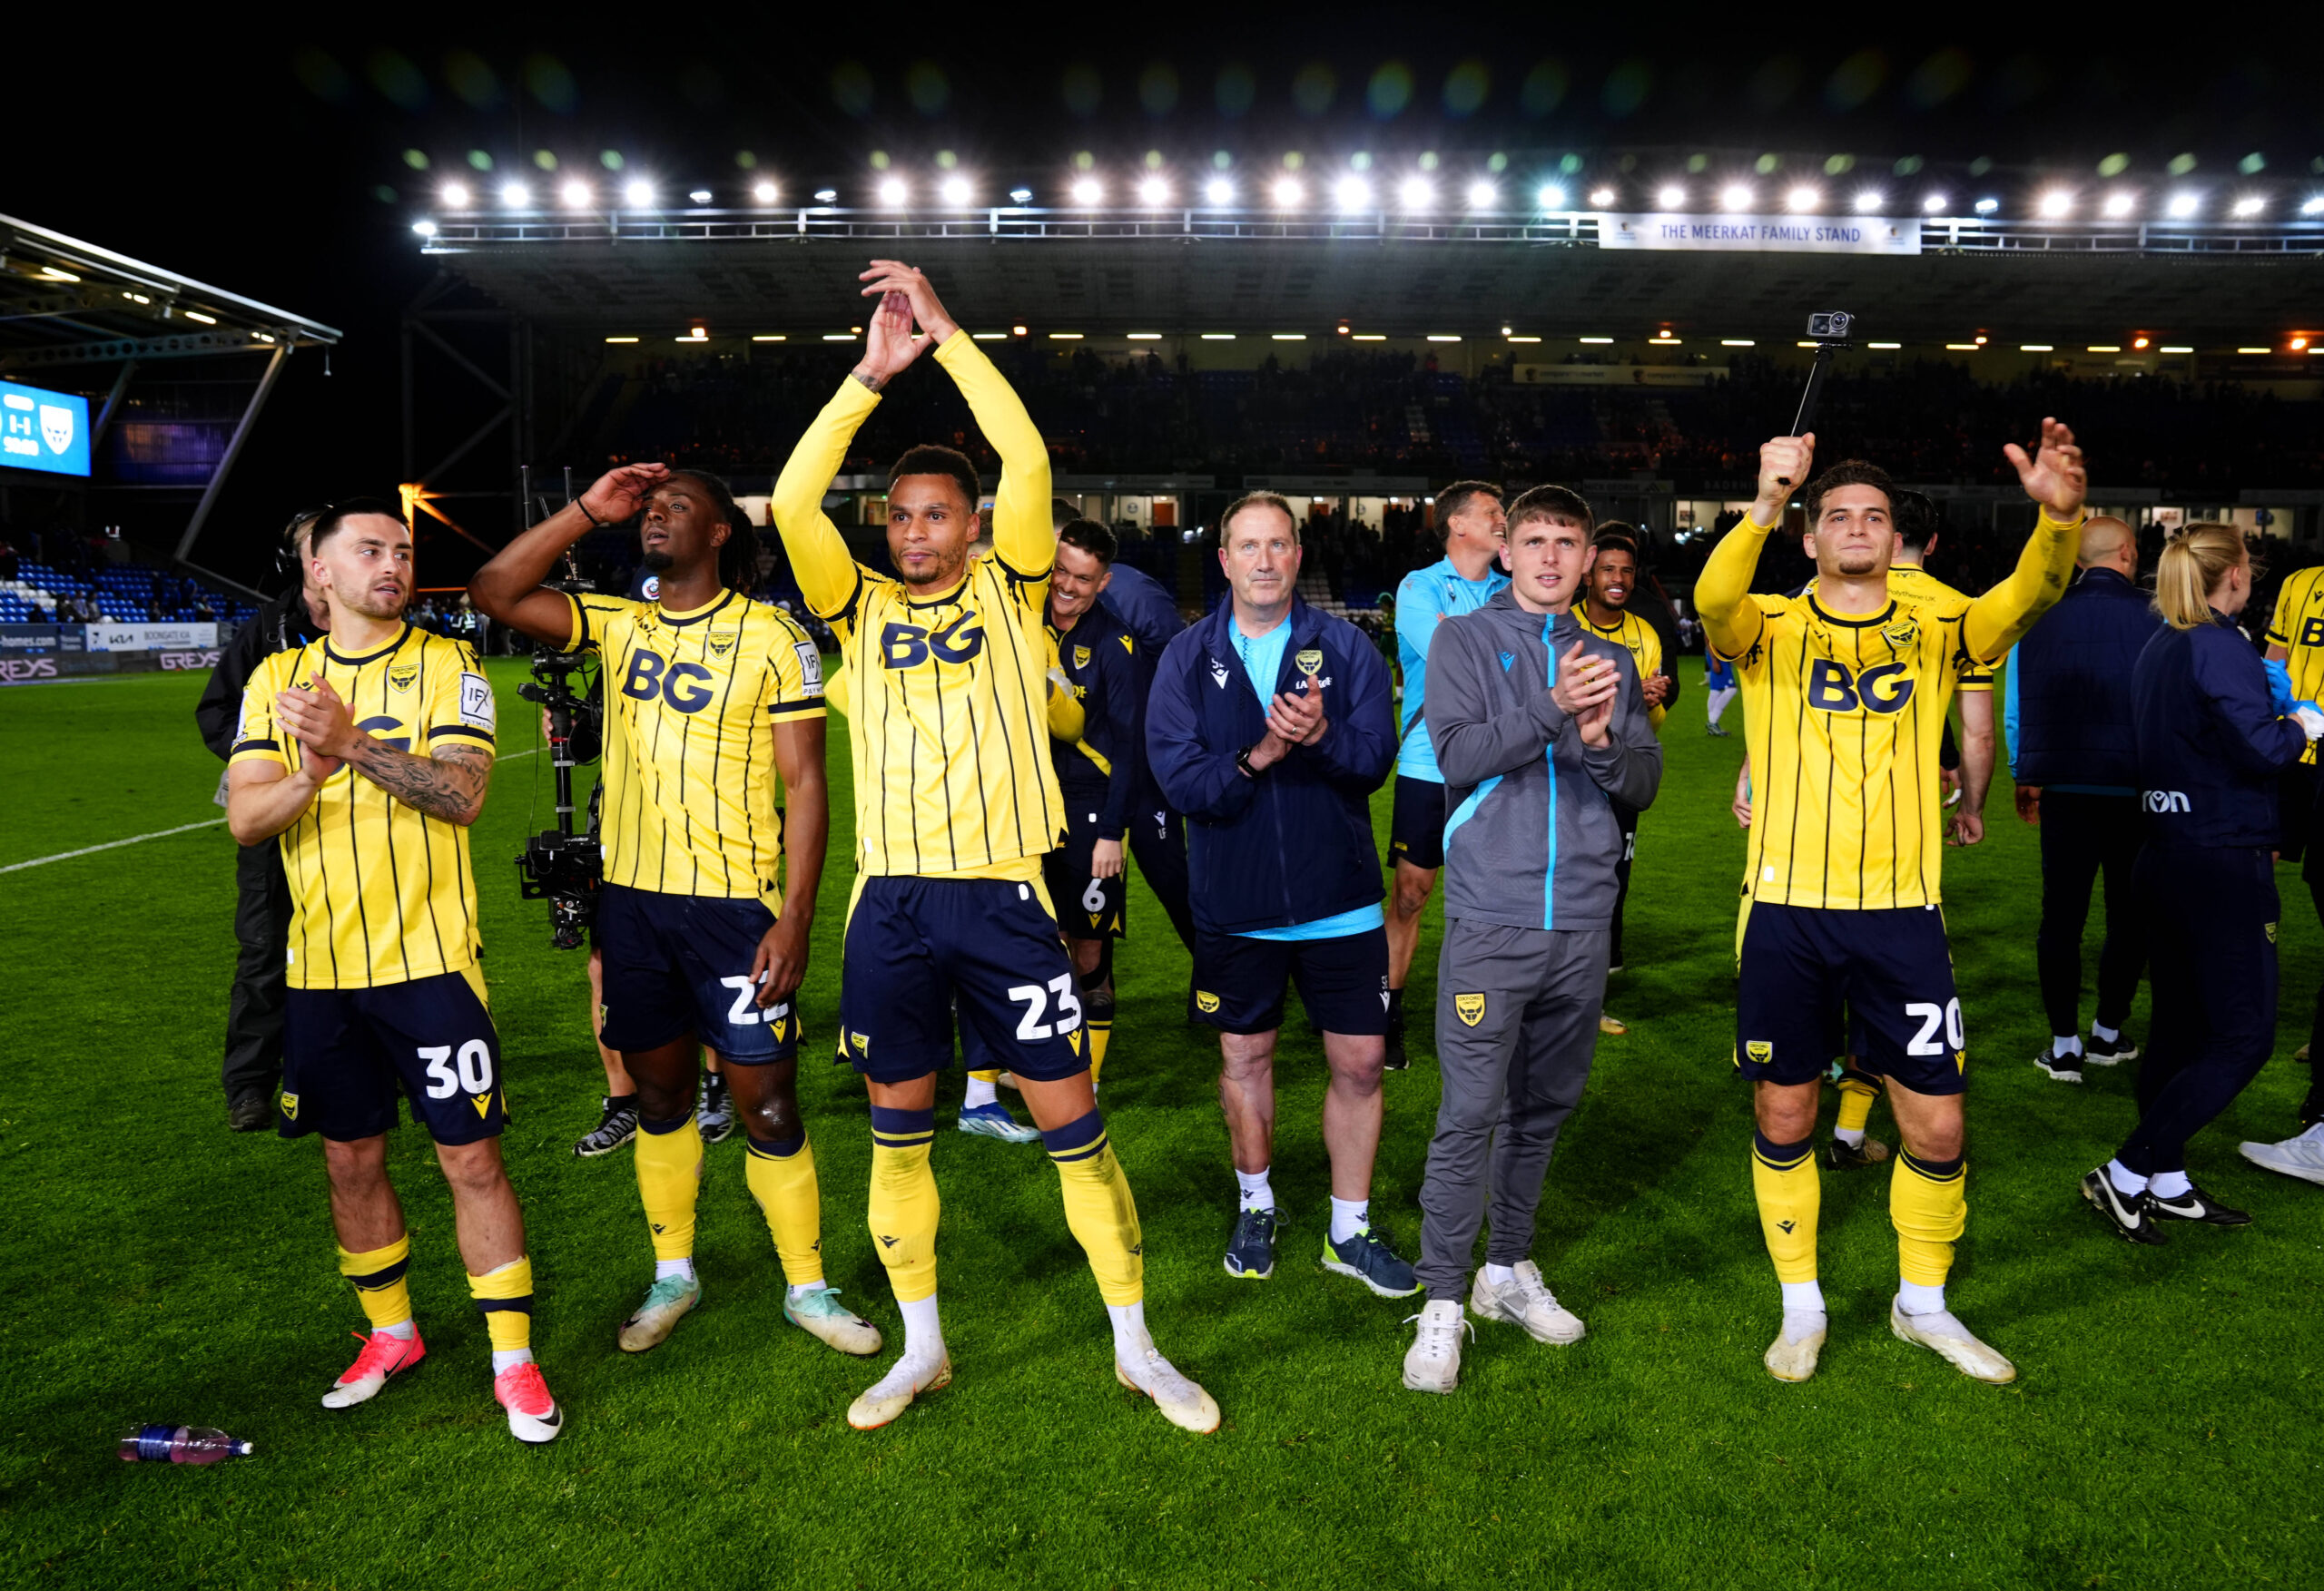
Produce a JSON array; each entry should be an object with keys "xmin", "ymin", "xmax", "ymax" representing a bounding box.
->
[{"xmin": 192, "ymin": 508, "xmax": 331, "ymax": 1132}]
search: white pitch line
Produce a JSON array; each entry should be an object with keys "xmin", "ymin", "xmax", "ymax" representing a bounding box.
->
[{"xmin": 1, "ymin": 748, "xmax": 544, "ymax": 875}]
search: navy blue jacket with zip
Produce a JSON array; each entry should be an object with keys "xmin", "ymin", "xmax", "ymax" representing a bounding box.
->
[
  {"xmin": 1147, "ymin": 596, "xmax": 1396, "ymax": 934},
  {"xmin": 2006, "ymin": 565, "xmax": 2161, "ymax": 791},
  {"xmin": 2132, "ymin": 609, "xmax": 2308, "ymax": 850}
]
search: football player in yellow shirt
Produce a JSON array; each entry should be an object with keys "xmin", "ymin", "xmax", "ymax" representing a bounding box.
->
[
  {"xmin": 471, "ymin": 466, "xmax": 879, "ymax": 1362},
  {"xmin": 227, "ymin": 502, "xmax": 559, "ymax": 1444},
  {"xmin": 1575, "ymin": 528, "xmax": 1670, "ymax": 1035},
  {"xmin": 1702, "ymin": 420, "xmax": 2084, "ymax": 1387},
  {"xmin": 771, "ymin": 261, "xmax": 1216, "ymax": 1435}
]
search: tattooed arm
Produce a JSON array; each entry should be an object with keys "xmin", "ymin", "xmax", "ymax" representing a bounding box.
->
[{"xmin": 272, "ymin": 673, "xmax": 494, "ymax": 826}]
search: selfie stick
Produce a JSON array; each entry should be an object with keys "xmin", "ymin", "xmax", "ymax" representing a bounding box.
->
[{"xmin": 1777, "ymin": 314, "xmax": 1854, "ymax": 487}]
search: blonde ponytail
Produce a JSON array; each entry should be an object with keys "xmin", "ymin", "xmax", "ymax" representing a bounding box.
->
[{"xmin": 2152, "ymin": 524, "xmax": 2245, "ymax": 631}]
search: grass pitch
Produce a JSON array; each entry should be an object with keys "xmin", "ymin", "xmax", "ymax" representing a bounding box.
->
[{"xmin": 3, "ymin": 661, "xmax": 2321, "ymax": 1590}]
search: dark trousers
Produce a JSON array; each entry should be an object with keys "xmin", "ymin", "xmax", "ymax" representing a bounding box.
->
[
  {"xmin": 2303, "ymin": 872, "xmax": 2324, "ymax": 1128},
  {"xmin": 1128, "ymin": 800, "xmax": 1196, "ymax": 955},
  {"xmin": 2035, "ymin": 791, "xmax": 2149, "ymax": 1037},
  {"xmin": 223, "ymin": 839, "xmax": 290, "ymax": 1104},
  {"xmin": 2117, "ymin": 845, "xmax": 2277, "ymax": 1176},
  {"xmin": 1610, "ymin": 800, "xmax": 1640, "ymax": 968}
]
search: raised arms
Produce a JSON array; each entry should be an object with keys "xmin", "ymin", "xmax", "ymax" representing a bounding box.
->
[
  {"xmin": 1963, "ymin": 418, "xmax": 2089, "ymax": 663},
  {"xmin": 470, "ymin": 465, "xmax": 673, "ymax": 645}
]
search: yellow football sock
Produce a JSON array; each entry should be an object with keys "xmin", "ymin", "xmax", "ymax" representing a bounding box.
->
[
  {"xmin": 635, "ymin": 1113, "xmax": 704, "ymax": 1262},
  {"xmin": 1750, "ymin": 1132, "xmax": 1820, "ymax": 1283},
  {"xmin": 968, "ymin": 1069, "xmax": 1002, "ymax": 1084},
  {"xmin": 1893, "ymin": 1151, "xmax": 1967, "ymax": 1287},
  {"xmin": 1835, "ymin": 1075, "xmax": 1876, "ymax": 1137},
  {"xmin": 1043, "ymin": 1109, "xmax": 1144, "ymax": 1306},
  {"xmin": 744, "ymin": 1130, "xmax": 825, "ymax": 1289},
  {"xmin": 868, "ymin": 1107, "xmax": 941, "ymax": 1303},
  {"xmin": 338, "ymin": 1234, "xmax": 413, "ymax": 1330},
  {"xmin": 1083, "ymin": 971, "xmax": 1115, "ymax": 1086},
  {"xmin": 1087, "ymin": 1018, "xmax": 1112, "ymax": 1085},
  {"xmin": 468, "ymin": 1256, "xmax": 533, "ymax": 1354}
]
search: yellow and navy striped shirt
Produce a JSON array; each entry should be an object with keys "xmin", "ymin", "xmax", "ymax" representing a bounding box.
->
[
  {"xmin": 1702, "ymin": 511, "xmax": 2079, "ymax": 909},
  {"xmin": 231, "ymin": 626, "xmax": 494, "ymax": 989},
  {"xmin": 1577, "ymin": 606, "xmax": 1667, "ymax": 731},
  {"xmin": 563, "ymin": 588, "xmax": 825, "ymax": 899},
  {"xmin": 2266, "ymin": 565, "xmax": 2324, "ymax": 766},
  {"xmin": 771, "ymin": 331, "xmax": 1063, "ymax": 879}
]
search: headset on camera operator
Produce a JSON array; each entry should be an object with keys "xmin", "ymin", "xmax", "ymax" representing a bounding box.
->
[{"xmin": 193, "ymin": 508, "xmax": 334, "ymax": 1133}]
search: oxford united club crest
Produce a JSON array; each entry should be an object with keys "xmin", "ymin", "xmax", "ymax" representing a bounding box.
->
[
  {"xmin": 1295, "ymin": 647, "xmax": 1324, "ymax": 678},
  {"xmin": 387, "ymin": 662, "xmax": 419, "ymax": 693},
  {"xmin": 1454, "ymin": 993, "xmax": 1486, "ymax": 1027}
]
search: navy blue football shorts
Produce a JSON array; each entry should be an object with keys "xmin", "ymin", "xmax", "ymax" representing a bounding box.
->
[
  {"xmin": 1735, "ymin": 900, "xmax": 1966, "ymax": 1096},
  {"xmin": 595, "ymin": 882, "xmax": 801, "ymax": 1064},
  {"xmin": 1044, "ymin": 805, "xmax": 1127, "ymax": 942},
  {"xmin": 837, "ymin": 874, "xmax": 1088, "ymax": 1085},
  {"xmin": 1389, "ymin": 774, "xmax": 1450, "ymax": 872},
  {"xmin": 1192, "ymin": 925, "xmax": 1392, "ymax": 1037},
  {"xmin": 281, "ymin": 967, "xmax": 506, "ymax": 1144}
]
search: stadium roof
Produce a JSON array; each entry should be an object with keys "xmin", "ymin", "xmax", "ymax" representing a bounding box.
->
[
  {"xmin": 0, "ymin": 213, "xmax": 340, "ymax": 373},
  {"xmin": 419, "ymin": 210, "xmax": 2324, "ymax": 347}
]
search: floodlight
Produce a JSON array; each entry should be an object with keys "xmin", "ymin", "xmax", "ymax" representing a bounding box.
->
[
  {"xmin": 1274, "ymin": 176, "xmax": 1304, "ymax": 205},
  {"xmin": 753, "ymin": 181, "xmax": 779, "ymax": 202},
  {"xmin": 1657, "ymin": 184, "xmax": 1685, "ymax": 208},
  {"xmin": 879, "ymin": 176, "xmax": 908, "ymax": 204},
  {"xmin": 2037, "ymin": 191, "xmax": 2073, "ymax": 218},
  {"xmin": 940, "ymin": 175, "xmax": 971, "ymax": 204},
  {"xmin": 1137, "ymin": 175, "xmax": 1169, "ymax": 204},
  {"xmin": 2232, "ymin": 196, "xmax": 2265, "ymax": 218},
  {"xmin": 1974, "ymin": 197, "xmax": 1999, "ymax": 214},
  {"xmin": 2102, "ymin": 191, "xmax": 2134, "ymax": 218},
  {"xmin": 1588, "ymin": 187, "xmax": 1616, "ymax": 207},
  {"xmin": 1069, "ymin": 176, "xmax": 1102, "ymax": 204},
  {"xmin": 411, "ymin": 220, "xmax": 438, "ymax": 238},
  {"xmin": 2167, "ymin": 192, "xmax": 2200, "ymax": 218},
  {"xmin": 688, "ymin": 189, "xmax": 712, "ymax": 203},
  {"xmin": 1923, "ymin": 192, "xmax": 1947, "ymax": 213},
  {"xmin": 1787, "ymin": 185, "xmax": 1818, "ymax": 212},
  {"xmin": 560, "ymin": 180, "xmax": 591, "ymax": 208},
  {"xmin": 1719, "ymin": 183, "xmax": 1753, "ymax": 212},
  {"xmin": 499, "ymin": 182, "xmax": 531, "ymax": 207},
  {"xmin": 1009, "ymin": 187, "xmax": 1032, "ymax": 204},
  {"xmin": 1205, "ymin": 177, "xmax": 1235, "ymax": 204},
  {"xmin": 1400, "ymin": 176, "xmax": 1433, "ymax": 209},
  {"xmin": 1536, "ymin": 183, "xmax": 1566, "ymax": 209},
  {"xmin": 1467, "ymin": 180, "xmax": 1497, "ymax": 207},
  {"xmin": 1854, "ymin": 191, "xmax": 1883, "ymax": 212},
  {"xmin": 1334, "ymin": 175, "xmax": 1371, "ymax": 210},
  {"xmin": 815, "ymin": 189, "xmax": 839, "ymax": 203},
  {"xmin": 625, "ymin": 180, "xmax": 654, "ymax": 206},
  {"xmin": 441, "ymin": 182, "xmax": 473, "ymax": 208},
  {"xmin": 2305, "ymin": 196, "xmax": 2324, "ymax": 216}
]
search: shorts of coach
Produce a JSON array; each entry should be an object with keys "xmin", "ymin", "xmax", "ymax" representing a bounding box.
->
[
  {"xmin": 1190, "ymin": 927, "xmax": 1390, "ymax": 1036},
  {"xmin": 1388, "ymin": 774, "xmax": 1450, "ymax": 872},
  {"xmin": 1417, "ymin": 919, "xmax": 1610, "ymax": 1301}
]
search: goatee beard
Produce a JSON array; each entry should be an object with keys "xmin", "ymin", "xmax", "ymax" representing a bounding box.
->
[{"xmin": 641, "ymin": 550, "xmax": 675, "ymax": 573}]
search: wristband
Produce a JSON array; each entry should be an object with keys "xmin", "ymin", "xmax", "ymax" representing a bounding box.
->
[{"xmin": 1236, "ymin": 744, "xmax": 1260, "ymax": 779}]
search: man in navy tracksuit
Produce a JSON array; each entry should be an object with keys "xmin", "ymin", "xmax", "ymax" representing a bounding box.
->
[
  {"xmin": 2004, "ymin": 517, "xmax": 2160, "ymax": 1080},
  {"xmin": 1399, "ymin": 488, "xmax": 1663, "ymax": 1392},
  {"xmin": 1148, "ymin": 491, "xmax": 1414, "ymax": 1299}
]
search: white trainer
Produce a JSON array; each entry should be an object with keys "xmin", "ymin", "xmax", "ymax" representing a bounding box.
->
[
  {"xmin": 1764, "ymin": 1310, "xmax": 1827, "ymax": 1382},
  {"xmin": 1889, "ymin": 1301, "xmax": 2016, "ymax": 1384},
  {"xmin": 1116, "ymin": 1347, "xmax": 1220, "ymax": 1434},
  {"xmin": 1402, "ymin": 1299, "xmax": 1472, "ymax": 1394},
  {"xmin": 847, "ymin": 1350, "xmax": 952, "ymax": 1430},
  {"xmin": 1469, "ymin": 1262, "xmax": 1586, "ymax": 1344},
  {"xmin": 2240, "ymin": 1129, "xmax": 2324, "ymax": 1186},
  {"xmin": 617, "ymin": 1272, "xmax": 702, "ymax": 1353}
]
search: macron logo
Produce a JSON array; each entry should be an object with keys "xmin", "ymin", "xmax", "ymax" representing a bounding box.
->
[
  {"xmin": 1499, "ymin": 651, "xmax": 1516, "ymax": 672},
  {"xmin": 1209, "ymin": 661, "xmax": 1230, "ymax": 689},
  {"xmin": 2143, "ymin": 790, "xmax": 2191, "ymax": 814}
]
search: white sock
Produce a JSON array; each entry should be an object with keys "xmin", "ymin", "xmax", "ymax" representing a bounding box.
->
[
  {"xmin": 1106, "ymin": 1300, "xmax": 1152, "ymax": 1363},
  {"xmin": 490, "ymin": 1347, "xmax": 534, "ymax": 1374},
  {"xmin": 2053, "ymin": 1035, "xmax": 2083, "ymax": 1058},
  {"xmin": 1482, "ymin": 1262, "xmax": 1517, "ymax": 1287},
  {"xmin": 2106, "ymin": 1159, "xmax": 2149, "ymax": 1196},
  {"xmin": 2091, "ymin": 1021, "xmax": 2120, "ymax": 1043},
  {"xmin": 375, "ymin": 1317, "xmax": 417, "ymax": 1341},
  {"xmin": 786, "ymin": 1281, "xmax": 827, "ymax": 1302},
  {"xmin": 655, "ymin": 1257, "xmax": 695, "ymax": 1282},
  {"xmin": 1897, "ymin": 1281, "xmax": 1946, "ymax": 1317},
  {"xmin": 963, "ymin": 1075, "xmax": 999, "ymax": 1110},
  {"xmin": 2149, "ymin": 1169, "xmax": 2191, "ymax": 1199},
  {"xmin": 898, "ymin": 1292, "xmax": 944, "ymax": 1360},
  {"xmin": 1834, "ymin": 1125, "xmax": 1866, "ymax": 1148},
  {"xmin": 1780, "ymin": 1280, "xmax": 1826, "ymax": 1314},
  {"xmin": 1236, "ymin": 1167, "xmax": 1275, "ymax": 1213},
  {"xmin": 1328, "ymin": 1196, "xmax": 1369, "ymax": 1243}
]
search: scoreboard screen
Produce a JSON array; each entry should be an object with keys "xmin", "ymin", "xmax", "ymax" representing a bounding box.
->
[{"xmin": 1, "ymin": 378, "xmax": 93, "ymax": 477}]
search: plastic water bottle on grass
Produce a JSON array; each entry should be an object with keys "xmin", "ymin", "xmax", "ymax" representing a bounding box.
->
[{"xmin": 118, "ymin": 1425, "xmax": 253, "ymax": 1464}]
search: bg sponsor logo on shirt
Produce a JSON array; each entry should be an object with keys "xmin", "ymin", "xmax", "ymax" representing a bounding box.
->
[
  {"xmin": 879, "ymin": 613, "xmax": 985, "ymax": 669},
  {"xmin": 1803, "ymin": 658, "xmax": 1915, "ymax": 715}
]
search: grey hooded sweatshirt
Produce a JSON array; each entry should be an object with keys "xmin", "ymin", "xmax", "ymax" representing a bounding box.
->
[{"xmin": 1422, "ymin": 590, "xmax": 1663, "ymax": 931}]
